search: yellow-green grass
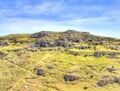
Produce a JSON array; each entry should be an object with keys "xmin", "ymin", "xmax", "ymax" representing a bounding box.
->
[
  {"xmin": 0, "ymin": 47, "xmax": 119, "ymax": 91},
  {"xmin": 0, "ymin": 34, "xmax": 120, "ymax": 91}
]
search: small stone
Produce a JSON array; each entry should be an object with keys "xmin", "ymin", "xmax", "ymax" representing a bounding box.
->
[
  {"xmin": 34, "ymin": 67, "xmax": 45, "ymax": 76},
  {"xmin": 37, "ymin": 69, "xmax": 45, "ymax": 76}
]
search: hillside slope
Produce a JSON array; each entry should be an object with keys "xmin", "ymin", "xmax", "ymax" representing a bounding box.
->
[{"xmin": 0, "ymin": 30, "xmax": 120, "ymax": 91}]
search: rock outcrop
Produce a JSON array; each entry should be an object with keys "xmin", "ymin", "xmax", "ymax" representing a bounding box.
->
[
  {"xmin": 55, "ymin": 38, "xmax": 72, "ymax": 47},
  {"xmin": 0, "ymin": 42, "xmax": 9, "ymax": 47},
  {"xmin": 30, "ymin": 30, "xmax": 118, "ymax": 48},
  {"xmin": 34, "ymin": 39, "xmax": 55, "ymax": 47},
  {"xmin": 34, "ymin": 38, "xmax": 73, "ymax": 48}
]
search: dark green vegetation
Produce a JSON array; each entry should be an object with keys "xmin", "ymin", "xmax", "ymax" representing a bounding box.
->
[{"xmin": 0, "ymin": 30, "xmax": 120, "ymax": 91}]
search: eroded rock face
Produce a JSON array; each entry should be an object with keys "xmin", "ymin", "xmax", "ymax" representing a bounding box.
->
[
  {"xmin": 31, "ymin": 31, "xmax": 55, "ymax": 38},
  {"xmin": 34, "ymin": 40, "xmax": 55, "ymax": 47},
  {"xmin": 55, "ymin": 38, "xmax": 72, "ymax": 47},
  {"xmin": 63, "ymin": 30, "xmax": 82, "ymax": 43},
  {"xmin": 64, "ymin": 74, "xmax": 80, "ymax": 81},
  {"xmin": 66, "ymin": 35, "xmax": 82, "ymax": 43},
  {"xmin": 34, "ymin": 38, "xmax": 73, "ymax": 48},
  {"xmin": 30, "ymin": 30, "xmax": 119, "ymax": 48}
]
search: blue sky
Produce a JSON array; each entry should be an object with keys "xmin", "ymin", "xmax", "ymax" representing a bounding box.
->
[{"xmin": 0, "ymin": 0, "xmax": 120, "ymax": 38}]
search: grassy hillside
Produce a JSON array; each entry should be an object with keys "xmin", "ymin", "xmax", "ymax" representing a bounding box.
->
[{"xmin": 0, "ymin": 30, "xmax": 120, "ymax": 91}]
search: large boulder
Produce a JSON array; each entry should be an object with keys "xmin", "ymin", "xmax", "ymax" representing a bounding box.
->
[{"xmin": 64, "ymin": 74, "xmax": 80, "ymax": 81}]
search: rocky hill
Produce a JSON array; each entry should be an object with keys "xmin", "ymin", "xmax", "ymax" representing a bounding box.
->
[{"xmin": 0, "ymin": 30, "xmax": 120, "ymax": 91}]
